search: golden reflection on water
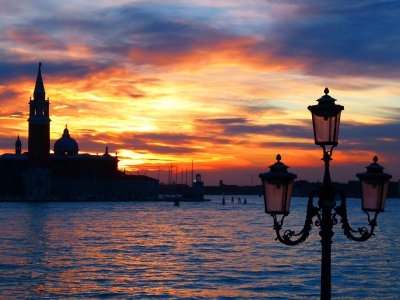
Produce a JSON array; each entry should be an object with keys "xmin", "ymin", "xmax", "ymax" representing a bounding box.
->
[{"xmin": 0, "ymin": 198, "xmax": 399, "ymax": 299}]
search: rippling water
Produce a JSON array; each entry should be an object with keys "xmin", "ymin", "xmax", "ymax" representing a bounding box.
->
[{"xmin": 0, "ymin": 197, "xmax": 399, "ymax": 299}]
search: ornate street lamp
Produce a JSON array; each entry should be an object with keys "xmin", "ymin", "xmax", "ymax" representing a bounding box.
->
[
  {"xmin": 308, "ymin": 87, "xmax": 344, "ymax": 147},
  {"xmin": 357, "ymin": 156, "xmax": 392, "ymax": 212},
  {"xmin": 259, "ymin": 88, "xmax": 392, "ymax": 300},
  {"xmin": 259, "ymin": 154, "xmax": 297, "ymax": 214}
]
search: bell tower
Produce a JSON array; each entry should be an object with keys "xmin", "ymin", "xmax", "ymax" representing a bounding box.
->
[
  {"xmin": 15, "ymin": 135, "xmax": 22, "ymax": 155},
  {"xmin": 28, "ymin": 62, "xmax": 51, "ymax": 164}
]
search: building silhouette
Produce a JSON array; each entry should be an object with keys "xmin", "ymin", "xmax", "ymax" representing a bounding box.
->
[{"xmin": 0, "ymin": 63, "xmax": 159, "ymax": 201}]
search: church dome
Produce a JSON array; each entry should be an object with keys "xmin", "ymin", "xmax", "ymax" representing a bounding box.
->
[{"xmin": 54, "ymin": 126, "xmax": 79, "ymax": 155}]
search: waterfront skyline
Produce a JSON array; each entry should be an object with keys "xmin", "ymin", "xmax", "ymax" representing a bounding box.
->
[{"xmin": 1, "ymin": 1, "xmax": 399, "ymax": 184}]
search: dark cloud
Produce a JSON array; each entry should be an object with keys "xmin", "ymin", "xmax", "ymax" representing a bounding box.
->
[
  {"xmin": 0, "ymin": 90, "xmax": 19, "ymax": 100},
  {"xmin": 265, "ymin": 1, "xmax": 400, "ymax": 78},
  {"xmin": 242, "ymin": 105, "xmax": 284, "ymax": 114},
  {"xmin": 72, "ymin": 130, "xmax": 234, "ymax": 156},
  {"xmin": 135, "ymin": 131, "xmax": 231, "ymax": 145},
  {"xmin": 44, "ymin": 63, "xmax": 111, "ymax": 79},
  {"xmin": 4, "ymin": 25, "xmax": 66, "ymax": 51},
  {"xmin": 104, "ymin": 5, "xmax": 235, "ymax": 52},
  {"xmin": 195, "ymin": 118, "xmax": 400, "ymax": 154},
  {"xmin": 259, "ymin": 141, "xmax": 315, "ymax": 150},
  {"xmin": 0, "ymin": 61, "xmax": 111, "ymax": 83},
  {"xmin": 223, "ymin": 123, "xmax": 311, "ymax": 139},
  {"xmin": 206, "ymin": 118, "xmax": 248, "ymax": 125},
  {"xmin": 130, "ymin": 132, "xmax": 231, "ymax": 152},
  {"xmin": 2, "ymin": 1, "xmax": 397, "ymax": 79},
  {"xmin": 74, "ymin": 132, "xmax": 199, "ymax": 155},
  {"xmin": 0, "ymin": 62, "xmax": 36, "ymax": 83},
  {"xmin": 108, "ymin": 2, "xmax": 400, "ymax": 77},
  {"xmin": 341, "ymin": 122, "xmax": 400, "ymax": 140},
  {"xmin": 339, "ymin": 122, "xmax": 400, "ymax": 151},
  {"xmin": 1, "ymin": 3, "xmax": 244, "ymax": 68},
  {"xmin": 0, "ymin": 90, "xmax": 22, "ymax": 109}
]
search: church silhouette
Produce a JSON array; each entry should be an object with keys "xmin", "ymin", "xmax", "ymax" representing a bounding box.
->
[{"xmin": 0, "ymin": 63, "xmax": 159, "ymax": 201}]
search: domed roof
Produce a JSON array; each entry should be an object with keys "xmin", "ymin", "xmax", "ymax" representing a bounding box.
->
[{"xmin": 54, "ymin": 126, "xmax": 79, "ymax": 155}]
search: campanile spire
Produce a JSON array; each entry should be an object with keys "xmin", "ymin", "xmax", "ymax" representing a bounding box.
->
[
  {"xmin": 28, "ymin": 62, "xmax": 51, "ymax": 164},
  {"xmin": 34, "ymin": 62, "xmax": 46, "ymax": 100}
]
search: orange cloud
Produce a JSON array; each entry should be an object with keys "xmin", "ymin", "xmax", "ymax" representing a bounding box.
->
[{"xmin": 128, "ymin": 36, "xmax": 302, "ymax": 73}]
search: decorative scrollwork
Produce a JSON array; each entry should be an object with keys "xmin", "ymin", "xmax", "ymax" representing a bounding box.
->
[
  {"xmin": 272, "ymin": 190, "xmax": 320, "ymax": 246},
  {"xmin": 332, "ymin": 213, "xmax": 338, "ymax": 226},
  {"xmin": 334, "ymin": 190, "xmax": 379, "ymax": 242},
  {"xmin": 314, "ymin": 210, "xmax": 322, "ymax": 228},
  {"xmin": 283, "ymin": 229, "xmax": 296, "ymax": 239},
  {"xmin": 270, "ymin": 185, "xmax": 379, "ymax": 246}
]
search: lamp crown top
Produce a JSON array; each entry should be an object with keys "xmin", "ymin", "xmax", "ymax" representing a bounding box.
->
[
  {"xmin": 259, "ymin": 154, "xmax": 297, "ymax": 181},
  {"xmin": 363, "ymin": 155, "xmax": 388, "ymax": 174},
  {"xmin": 268, "ymin": 154, "xmax": 291, "ymax": 173},
  {"xmin": 365, "ymin": 155, "xmax": 386, "ymax": 174},
  {"xmin": 357, "ymin": 155, "xmax": 392, "ymax": 182},
  {"xmin": 368, "ymin": 155, "xmax": 383, "ymax": 172},
  {"xmin": 308, "ymin": 87, "xmax": 344, "ymax": 115}
]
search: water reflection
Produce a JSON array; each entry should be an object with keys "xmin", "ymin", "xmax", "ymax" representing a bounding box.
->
[{"xmin": 0, "ymin": 198, "xmax": 399, "ymax": 299}]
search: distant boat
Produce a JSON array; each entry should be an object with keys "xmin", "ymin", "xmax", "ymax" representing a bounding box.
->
[{"xmin": 159, "ymin": 194, "xmax": 210, "ymax": 202}]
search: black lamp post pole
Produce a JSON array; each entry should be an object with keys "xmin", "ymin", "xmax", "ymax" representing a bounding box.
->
[{"xmin": 320, "ymin": 147, "xmax": 334, "ymax": 300}]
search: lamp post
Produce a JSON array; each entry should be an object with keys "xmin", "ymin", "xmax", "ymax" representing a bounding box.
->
[{"xmin": 259, "ymin": 88, "xmax": 392, "ymax": 300}]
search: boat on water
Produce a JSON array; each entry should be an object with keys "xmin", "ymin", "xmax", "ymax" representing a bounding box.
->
[{"xmin": 159, "ymin": 194, "xmax": 211, "ymax": 202}]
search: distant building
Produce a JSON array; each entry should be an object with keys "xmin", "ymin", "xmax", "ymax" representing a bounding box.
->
[
  {"xmin": 192, "ymin": 174, "xmax": 205, "ymax": 200},
  {"xmin": 0, "ymin": 63, "xmax": 159, "ymax": 201}
]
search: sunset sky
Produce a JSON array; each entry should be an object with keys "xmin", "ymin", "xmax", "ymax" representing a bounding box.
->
[{"xmin": 1, "ymin": 1, "xmax": 399, "ymax": 185}]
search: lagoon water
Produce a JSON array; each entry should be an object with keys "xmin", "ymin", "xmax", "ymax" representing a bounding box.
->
[{"xmin": 0, "ymin": 196, "xmax": 399, "ymax": 299}]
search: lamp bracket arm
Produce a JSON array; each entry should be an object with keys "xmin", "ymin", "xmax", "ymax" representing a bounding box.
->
[
  {"xmin": 272, "ymin": 191, "xmax": 319, "ymax": 246},
  {"xmin": 322, "ymin": 145, "xmax": 336, "ymax": 159},
  {"xmin": 334, "ymin": 190, "xmax": 378, "ymax": 242}
]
